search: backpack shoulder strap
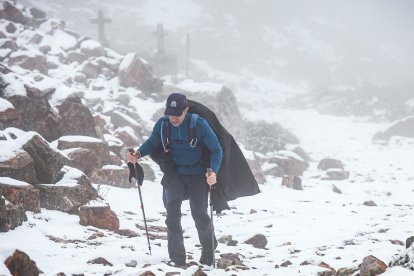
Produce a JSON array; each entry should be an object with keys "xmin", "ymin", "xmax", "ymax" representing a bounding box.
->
[
  {"xmin": 189, "ymin": 113, "xmax": 199, "ymax": 147},
  {"xmin": 160, "ymin": 116, "xmax": 170, "ymax": 152}
]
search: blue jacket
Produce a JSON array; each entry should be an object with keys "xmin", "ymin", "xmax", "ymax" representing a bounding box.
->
[{"xmin": 138, "ymin": 113, "xmax": 223, "ymax": 175}]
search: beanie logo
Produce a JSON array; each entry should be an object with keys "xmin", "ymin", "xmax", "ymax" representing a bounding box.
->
[{"xmin": 170, "ymin": 101, "xmax": 177, "ymax": 107}]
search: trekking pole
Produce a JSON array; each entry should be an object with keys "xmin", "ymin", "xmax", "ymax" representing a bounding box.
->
[
  {"xmin": 135, "ymin": 164, "xmax": 152, "ymax": 255},
  {"xmin": 206, "ymin": 168, "xmax": 216, "ymax": 268}
]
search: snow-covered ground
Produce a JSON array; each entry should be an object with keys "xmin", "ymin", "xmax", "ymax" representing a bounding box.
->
[{"xmin": 1, "ymin": 104, "xmax": 413, "ymax": 275}]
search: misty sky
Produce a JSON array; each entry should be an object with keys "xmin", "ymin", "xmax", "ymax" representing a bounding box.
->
[{"xmin": 19, "ymin": 0, "xmax": 414, "ymax": 91}]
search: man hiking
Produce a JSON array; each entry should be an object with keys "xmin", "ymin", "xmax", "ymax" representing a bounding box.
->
[{"xmin": 135, "ymin": 92, "xmax": 222, "ymax": 267}]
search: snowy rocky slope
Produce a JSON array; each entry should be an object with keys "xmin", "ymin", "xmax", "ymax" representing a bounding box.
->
[{"xmin": 1, "ymin": 1, "xmax": 414, "ymax": 276}]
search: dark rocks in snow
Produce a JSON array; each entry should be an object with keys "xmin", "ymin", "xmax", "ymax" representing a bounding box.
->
[
  {"xmin": 65, "ymin": 148, "xmax": 101, "ymax": 177},
  {"xmin": 87, "ymin": 257, "xmax": 113, "ymax": 266},
  {"xmin": 332, "ymin": 184, "xmax": 342, "ymax": 194},
  {"xmin": 245, "ymin": 233, "xmax": 267, "ymax": 249},
  {"xmin": 57, "ymin": 97, "xmax": 99, "ymax": 138},
  {"xmin": 0, "ymin": 179, "xmax": 40, "ymax": 213},
  {"xmin": 7, "ymin": 94, "xmax": 62, "ymax": 141},
  {"xmin": 0, "ymin": 150, "xmax": 37, "ymax": 184},
  {"xmin": 246, "ymin": 158, "xmax": 266, "ymax": 184},
  {"xmin": 218, "ymin": 235, "xmax": 233, "ymax": 244},
  {"xmin": 8, "ymin": 51, "xmax": 48, "ymax": 74},
  {"xmin": 336, "ymin": 266, "xmax": 359, "ymax": 276},
  {"xmin": 280, "ymin": 260, "xmax": 292, "ymax": 267},
  {"xmin": 360, "ymin": 255, "xmax": 387, "ymax": 276},
  {"xmin": 282, "ymin": 175, "xmax": 303, "ymax": 190},
  {"xmin": 90, "ymin": 166, "xmax": 132, "ymax": 188},
  {"xmin": 4, "ymin": 249, "xmax": 40, "ymax": 276},
  {"xmin": 363, "ymin": 200, "xmax": 377, "ymax": 207},
  {"xmin": 0, "ymin": 1, "xmax": 26, "ymax": 25},
  {"xmin": 118, "ymin": 53, "xmax": 163, "ymax": 93},
  {"xmin": 406, "ymin": 236, "xmax": 414, "ymax": 249},
  {"xmin": 0, "ymin": 194, "xmax": 27, "ymax": 232},
  {"xmin": 79, "ymin": 205, "xmax": 120, "ymax": 231},
  {"xmin": 58, "ymin": 135, "xmax": 111, "ymax": 168},
  {"xmin": 21, "ymin": 133, "xmax": 66, "ymax": 184},
  {"xmin": 29, "ymin": 7, "xmax": 47, "ymax": 20},
  {"xmin": 217, "ymin": 253, "xmax": 246, "ymax": 270},
  {"xmin": 37, "ymin": 166, "xmax": 98, "ymax": 213},
  {"xmin": 318, "ymin": 158, "xmax": 344, "ymax": 170}
]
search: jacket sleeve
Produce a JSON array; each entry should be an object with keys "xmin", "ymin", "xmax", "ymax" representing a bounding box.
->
[
  {"xmin": 199, "ymin": 119, "xmax": 222, "ymax": 174},
  {"xmin": 138, "ymin": 118, "xmax": 163, "ymax": 157}
]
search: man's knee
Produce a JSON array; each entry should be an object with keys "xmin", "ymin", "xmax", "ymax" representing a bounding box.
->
[
  {"xmin": 192, "ymin": 213, "xmax": 211, "ymax": 230},
  {"xmin": 165, "ymin": 200, "xmax": 182, "ymax": 232}
]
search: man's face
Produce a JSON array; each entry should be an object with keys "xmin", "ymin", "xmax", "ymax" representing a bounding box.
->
[{"xmin": 169, "ymin": 107, "xmax": 188, "ymax": 127}]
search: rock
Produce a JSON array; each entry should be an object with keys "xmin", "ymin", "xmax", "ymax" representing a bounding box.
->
[
  {"xmin": 323, "ymin": 169, "xmax": 350, "ymax": 180},
  {"xmin": 81, "ymin": 61, "xmax": 100, "ymax": 79},
  {"xmin": 140, "ymin": 163, "xmax": 156, "ymax": 182},
  {"xmin": 114, "ymin": 229, "xmax": 138, "ymax": 238},
  {"xmin": 80, "ymin": 40, "xmax": 105, "ymax": 58},
  {"xmin": 87, "ymin": 257, "xmax": 113, "ymax": 266},
  {"xmin": 245, "ymin": 233, "xmax": 267, "ymax": 249},
  {"xmin": 8, "ymin": 51, "xmax": 48, "ymax": 74},
  {"xmin": 363, "ymin": 200, "xmax": 377, "ymax": 207},
  {"xmin": 0, "ymin": 150, "xmax": 37, "ymax": 184},
  {"xmin": 65, "ymin": 148, "xmax": 101, "ymax": 177},
  {"xmin": 0, "ymin": 1, "xmax": 26, "ymax": 24},
  {"xmin": 29, "ymin": 7, "xmax": 47, "ymax": 19},
  {"xmin": 58, "ymin": 135, "xmax": 111, "ymax": 167},
  {"xmin": 406, "ymin": 236, "xmax": 414, "ymax": 248},
  {"xmin": 0, "ymin": 98, "xmax": 25, "ymax": 130},
  {"xmin": 360, "ymin": 255, "xmax": 387, "ymax": 276},
  {"xmin": 4, "ymin": 249, "xmax": 40, "ymax": 276},
  {"xmin": 373, "ymin": 116, "xmax": 414, "ymax": 141},
  {"xmin": 21, "ymin": 133, "xmax": 66, "ymax": 184},
  {"xmin": 125, "ymin": 260, "xmax": 137, "ymax": 268},
  {"xmin": 37, "ymin": 166, "xmax": 98, "ymax": 213},
  {"xmin": 266, "ymin": 152, "xmax": 308, "ymax": 176},
  {"xmin": 333, "ymin": 184, "xmax": 342, "ymax": 194},
  {"xmin": 0, "ymin": 177, "xmax": 40, "ymax": 213},
  {"xmin": 90, "ymin": 166, "xmax": 132, "ymax": 188},
  {"xmin": 7, "ymin": 95, "xmax": 62, "ymax": 141},
  {"xmin": 79, "ymin": 204, "xmax": 120, "ymax": 230},
  {"xmin": 115, "ymin": 127, "xmax": 141, "ymax": 147},
  {"xmin": 336, "ymin": 267, "xmax": 359, "ymax": 276},
  {"xmin": 280, "ymin": 260, "xmax": 292, "ymax": 267},
  {"xmin": 57, "ymin": 97, "xmax": 98, "ymax": 138},
  {"xmin": 318, "ymin": 158, "xmax": 344, "ymax": 170},
  {"xmin": 118, "ymin": 53, "xmax": 162, "ymax": 93},
  {"xmin": 218, "ymin": 235, "xmax": 233, "ymax": 244},
  {"xmin": 66, "ymin": 50, "xmax": 87, "ymax": 64},
  {"xmin": 246, "ymin": 159, "xmax": 266, "ymax": 184},
  {"xmin": 0, "ymin": 195, "xmax": 28, "ymax": 232},
  {"xmin": 217, "ymin": 253, "xmax": 245, "ymax": 269}
]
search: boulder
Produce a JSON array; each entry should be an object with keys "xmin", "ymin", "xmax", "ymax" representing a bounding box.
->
[
  {"xmin": 4, "ymin": 250, "xmax": 40, "ymax": 276},
  {"xmin": 58, "ymin": 135, "xmax": 111, "ymax": 167},
  {"xmin": 0, "ymin": 177, "xmax": 40, "ymax": 213},
  {"xmin": 373, "ymin": 116, "xmax": 414, "ymax": 141},
  {"xmin": 0, "ymin": 1, "xmax": 26, "ymax": 24},
  {"xmin": 115, "ymin": 127, "xmax": 141, "ymax": 147},
  {"xmin": 20, "ymin": 133, "xmax": 66, "ymax": 184},
  {"xmin": 80, "ymin": 39, "xmax": 105, "ymax": 58},
  {"xmin": 90, "ymin": 165, "xmax": 132, "ymax": 188},
  {"xmin": 267, "ymin": 151, "xmax": 308, "ymax": 176},
  {"xmin": 65, "ymin": 148, "xmax": 101, "ymax": 177},
  {"xmin": 323, "ymin": 169, "xmax": 350, "ymax": 180},
  {"xmin": 0, "ymin": 195, "xmax": 28, "ymax": 232},
  {"xmin": 360, "ymin": 255, "xmax": 387, "ymax": 276},
  {"xmin": 7, "ymin": 94, "xmax": 63, "ymax": 141},
  {"xmin": 0, "ymin": 98, "xmax": 25, "ymax": 130},
  {"xmin": 8, "ymin": 51, "xmax": 48, "ymax": 74},
  {"xmin": 57, "ymin": 97, "xmax": 98, "ymax": 138},
  {"xmin": 318, "ymin": 158, "xmax": 344, "ymax": 171},
  {"xmin": 66, "ymin": 50, "xmax": 87, "ymax": 64},
  {"xmin": 37, "ymin": 166, "xmax": 98, "ymax": 213},
  {"xmin": 0, "ymin": 150, "xmax": 37, "ymax": 184},
  {"xmin": 118, "ymin": 53, "xmax": 162, "ymax": 92},
  {"xmin": 29, "ymin": 7, "xmax": 47, "ymax": 19},
  {"xmin": 245, "ymin": 233, "xmax": 268, "ymax": 249},
  {"xmin": 79, "ymin": 204, "xmax": 120, "ymax": 230}
]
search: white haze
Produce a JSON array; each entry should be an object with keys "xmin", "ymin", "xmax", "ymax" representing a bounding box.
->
[{"xmin": 18, "ymin": 0, "xmax": 414, "ymax": 97}]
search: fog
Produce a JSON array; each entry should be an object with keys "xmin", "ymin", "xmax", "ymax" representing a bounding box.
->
[{"xmin": 20, "ymin": 0, "xmax": 414, "ymax": 94}]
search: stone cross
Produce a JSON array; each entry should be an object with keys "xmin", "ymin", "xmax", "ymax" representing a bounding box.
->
[
  {"xmin": 152, "ymin": 23, "xmax": 167, "ymax": 54},
  {"xmin": 90, "ymin": 10, "xmax": 112, "ymax": 47}
]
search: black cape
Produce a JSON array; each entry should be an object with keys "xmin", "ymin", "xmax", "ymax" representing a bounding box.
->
[{"xmin": 188, "ymin": 100, "xmax": 260, "ymax": 212}]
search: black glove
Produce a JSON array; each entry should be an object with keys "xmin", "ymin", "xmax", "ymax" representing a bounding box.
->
[{"xmin": 127, "ymin": 162, "xmax": 145, "ymax": 186}]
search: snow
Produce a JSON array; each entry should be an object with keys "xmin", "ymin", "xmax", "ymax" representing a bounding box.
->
[
  {"xmin": 118, "ymin": 53, "xmax": 135, "ymax": 72},
  {"xmin": 80, "ymin": 39, "xmax": 102, "ymax": 50},
  {"xmin": 59, "ymin": 135, "xmax": 104, "ymax": 143},
  {"xmin": 40, "ymin": 29, "xmax": 77, "ymax": 54},
  {"xmin": 0, "ymin": 98, "xmax": 14, "ymax": 112},
  {"xmin": 0, "ymin": 177, "xmax": 30, "ymax": 187}
]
